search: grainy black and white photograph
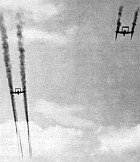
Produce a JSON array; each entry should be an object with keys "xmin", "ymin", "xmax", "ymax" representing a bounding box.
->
[{"xmin": 0, "ymin": 0, "xmax": 140, "ymax": 161}]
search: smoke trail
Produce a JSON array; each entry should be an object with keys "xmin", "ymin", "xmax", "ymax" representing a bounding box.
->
[
  {"xmin": 16, "ymin": 13, "xmax": 32, "ymax": 157},
  {"xmin": 132, "ymin": 7, "xmax": 139, "ymax": 31},
  {"xmin": 10, "ymin": 93, "xmax": 24, "ymax": 157},
  {"xmin": 0, "ymin": 14, "xmax": 23, "ymax": 157},
  {"xmin": 118, "ymin": 5, "xmax": 123, "ymax": 18},
  {"xmin": 116, "ymin": 6, "xmax": 123, "ymax": 30}
]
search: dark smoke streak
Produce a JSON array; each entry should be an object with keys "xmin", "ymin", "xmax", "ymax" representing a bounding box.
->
[
  {"xmin": 16, "ymin": 14, "xmax": 32, "ymax": 157},
  {"xmin": 10, "ymin": 93, "xmax": 23, "ymax": 157},
  {"xmin": 132, "ymin": 7, "xmax": 139, "ymax": 31},
  {"xmin": 116, "ymin": 6, "xmax": 123, "ymax": 31},
  {"xmin": 118, "ymin": 5, "xmax": 123, "ymax": 17},
  {"xmin": 0, "ymin": 14, "xmax": 23, "ymax": 157}
]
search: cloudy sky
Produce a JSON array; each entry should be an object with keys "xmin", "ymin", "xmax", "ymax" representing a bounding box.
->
[{"xmin": 0, "ymin": 0, "xmax": 140, "ymax": 161}]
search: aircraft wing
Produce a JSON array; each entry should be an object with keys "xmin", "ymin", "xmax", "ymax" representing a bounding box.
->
[
  {"xmin": 10, "ymin": 91, "xmax": 26, "ymax": 95},
  {"xmin": 10, "ymin": 91, "xmax": 18, "ymax": 94},
  {"xmin": 20, "ymin": 91, "xmax": 26, "ymax": 94}
]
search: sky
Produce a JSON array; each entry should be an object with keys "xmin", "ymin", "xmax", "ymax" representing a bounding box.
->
[{"xmin": 0, "ymin": 0, "xmax": 140, "ymax": 161}]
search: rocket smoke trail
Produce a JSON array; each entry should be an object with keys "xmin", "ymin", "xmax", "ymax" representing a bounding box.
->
[
  {"xmin": 118, "ymin": 5, "xmax": 123, "ymax": 18},
  {"xmin": 132, "ymin": 7, "xmax": 139, "ymax": 32},
  {"xmin": 16, "ymin": 13, "xmax": 32, "ymax": 157},
  {"xmin": 116, "ymin": 6, "xmax": 123, "ymax": 31},
  {"xmin": 0, "ymin": 14, "xmax": 23, "ymax": 157},
  {"xmin": 115, "ymin": 6, "xmax": 123, "ymax": 40}
]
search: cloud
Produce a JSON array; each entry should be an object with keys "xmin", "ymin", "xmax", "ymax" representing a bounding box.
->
[
  {"xmin": 98, "ymin": 125, "xmax": 140, "ymax": 154},
  {"xmin": 0, "ymin": 1, "xmax": 76, "ymax": 47},
  {"xmin": 23, "ymin": 28, "xmax": 68, "ymax": 45},
  {"xmin": 1, "ymin": 117, "xmax": 140, "ymax": 162},
  {"xmin": 65, "ymin": 25, "xmax": 78, "ymax": 38},
  {"xmin": 0, "ymin": 1, "xmax": 66, "ymax": 47},
  {"xmin": 0, "ymin": 120, "xmax": 84, "ymax": 161},
  {"xmin": 34, "ymin": 99, "xmax": 95, "ymax": 129},
  {"xmin": 6, "ymin": 28, "xmax": 68, "ymax": 46},
  {"xmin": 0, "ymin": 0, "xmax": 60, "ymax": 21}
]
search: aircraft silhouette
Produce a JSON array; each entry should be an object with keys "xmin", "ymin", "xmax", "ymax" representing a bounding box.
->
[
  {"xmin": 115, "ymin": 26, "xmax": 134, "ymax": 40},
  {"xmin": 115, "ymin": 7, "xmax": 139, "ymax": 41},
  {"xmin": 11, "ymin": 88, "xmax": 26, "ymax": 95}
]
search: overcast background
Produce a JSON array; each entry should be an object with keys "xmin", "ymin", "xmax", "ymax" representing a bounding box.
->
[{"xmin": 0, "ymin": 0, "xmax": 140, "ymax": 161}]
